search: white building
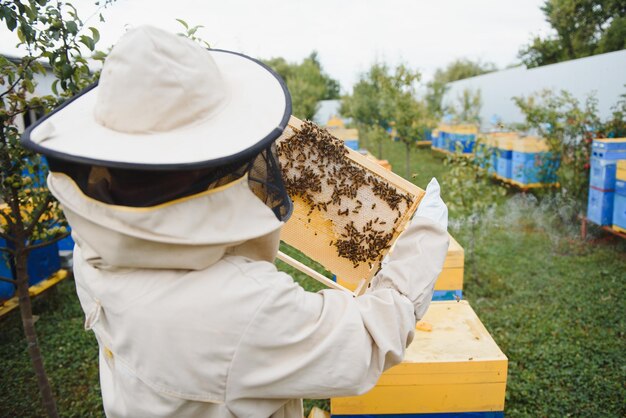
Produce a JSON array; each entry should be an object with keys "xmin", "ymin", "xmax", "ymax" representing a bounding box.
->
[{"xmin": 442, "ymin": 50, "xmax": 626, "ymax": 129}]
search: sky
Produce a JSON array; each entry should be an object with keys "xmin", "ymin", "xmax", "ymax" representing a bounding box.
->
[{"xmin": 0, "ymin": 0, "xmax": 552, "ymax": 92}]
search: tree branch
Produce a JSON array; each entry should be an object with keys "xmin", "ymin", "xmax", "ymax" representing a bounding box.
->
[
  {"xmin": 24, "ymin": 195, "xmax": 53, "ymax": 236},
  {"xmin": 0, "ymin": 275, "xmax": 16, "ymax": 285},
  {"xmin": 0, "ymin": 57, "xmax": 33, "ymax": 99},
  {"xmin": 0, "ymin": 246, "xmax": 15, "ymax": 255},
  {"xmin": 0, "ymin": 229, "xmax": 17, "ymax": 243},
  {"xmin": 0, "ymin": 208, "xmax": 15, "ymax": 229},
  {"xmin": 26, "ymin": 231, "xmax": 70, "ymax": 252}
]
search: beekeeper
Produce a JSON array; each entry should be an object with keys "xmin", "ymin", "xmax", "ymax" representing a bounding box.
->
[{"xmin": 22, "ymin": 26, "xmax": 449, "ymax": 418}]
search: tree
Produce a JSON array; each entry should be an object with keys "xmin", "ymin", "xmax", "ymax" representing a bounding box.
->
[
  {"xmin": 425, "ymin": 59, "xmax": 495, "ymax": 119},
  {"xmin": 0, "ymin": 1, "xmax": 109, "ymax": 416},
  {"xmin": 379, "ymin": 64, "xmax": 426, "ymax": 178},
  {"xmin": 513, "ymin": 89, "xmax": 602, "ymax": 215},
  {"xmin": 450, "ymin": 88, "xmax": 482, "ymax": 125},
  {"xmin": 341, "ymin": 62, "xmax": 427, "ymax": 177},
  {"xmin": 340, "ymin": 62, "xmax": 389, "ymax": 158},
  {"xmin": 263, "ymin": 52, "xmax": 340, "ymax": 120},
  {"xmin": 519, "ymin": 0, "xmax": 626, "ymax": 68},
  {"xmin": 444, "ymin": 148, "xmax": 505, "ymax": 280}
]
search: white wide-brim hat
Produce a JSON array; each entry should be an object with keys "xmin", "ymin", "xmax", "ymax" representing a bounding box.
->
[{"xmin": 21, "ymin": 25, "xmax": 291, "ymax": 170}]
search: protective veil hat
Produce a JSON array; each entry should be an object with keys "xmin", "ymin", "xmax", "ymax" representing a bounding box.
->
[{"xmin": 21, "ymin": 25, "xmax": 291, "ymax": 170}]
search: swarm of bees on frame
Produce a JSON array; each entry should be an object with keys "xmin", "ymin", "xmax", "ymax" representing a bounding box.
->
[{"xmin": 277, "ymin": 121, "xmax": 414, "ymax": 268}]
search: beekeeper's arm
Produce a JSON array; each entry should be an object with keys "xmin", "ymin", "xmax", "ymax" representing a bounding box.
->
[{"xmin": 226, "ymin": 178, "xmax": 449, "ymax": 404}]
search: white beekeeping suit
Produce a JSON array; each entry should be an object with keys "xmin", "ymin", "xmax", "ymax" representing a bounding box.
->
[{"xmin": 22, "ymin": 26, "xmax": 449, "ymax": 418}]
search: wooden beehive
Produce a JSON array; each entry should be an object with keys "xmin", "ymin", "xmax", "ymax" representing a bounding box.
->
[
  {"xmin": 331, "ymin": 301, "xmax": 508, "ymax": 416},
  {"xmin": 276, "ymin": 117, "xmax": 424, "ymax": 293},
  {"xmin": 434, "ymin": 234, "xmax": 464, "ymax": 293}
]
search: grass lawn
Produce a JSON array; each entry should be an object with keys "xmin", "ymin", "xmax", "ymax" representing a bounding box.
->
[{"xmin": 1, "ymin": 138, "xmax": 625, "ymax": 417}]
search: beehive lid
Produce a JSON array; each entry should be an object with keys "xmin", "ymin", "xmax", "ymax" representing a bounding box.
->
[
  {"xmin": 277, "ymin": 117, "xmax": 424, "ymax": 291},
  {"xmin": 388, "ymin": 301, "xmax": 507, "ymax": 375},
  {"xmin": 512, "ymin": 136, "xmax": 550, "ymax": 153},
  {"xmin": 495, "ymin": 132, "xmax": 518, "ymax": 150},
  {"xmin": 594, "ymin": 138, "xmax": 626, "ymax": 144}
]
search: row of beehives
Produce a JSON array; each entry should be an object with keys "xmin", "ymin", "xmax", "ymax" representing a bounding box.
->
[
  {"xmin": 586, "ymin": 138, "xmax": 626, "ymax": 233},
  {"xmin": 432, "ymin": 126, "xmax": 559, "ymax": 189}
]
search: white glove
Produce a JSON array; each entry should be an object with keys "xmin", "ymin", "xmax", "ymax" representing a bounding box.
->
[{"xmin": 414, "ymin": 178, "xmax": 448, "ymax": 230}]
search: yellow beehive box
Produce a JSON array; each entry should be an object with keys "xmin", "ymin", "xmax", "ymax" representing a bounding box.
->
[
  {"xmin": 331, "ymin": 301, "xmax": 508, "ymax": 417},
  {"xmin": 495, "ymin": 132, "xmax": 517, "ymax": 151},
  {"xmin": 331, "ymin": 128, "xmax": 359, "ymax": 142},
  {"xmin": 617, "ymin": 160, "xmax": 626, "ymax": 181},
  {"xmin": 435, "ymin": 234, "xmax": 464, "ymax": 293},
  {"xmin": 512, "ymin": 136, "xmax": 550, "ymax": 153},
  {"xmin": 326, "ymin": 116, "xmax": 345, "ymax": 130}
]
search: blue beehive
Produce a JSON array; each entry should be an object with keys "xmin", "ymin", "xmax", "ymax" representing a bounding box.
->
[
  {"xmin": 591, "ymin": 138, "xmax": 626, "ymax": 159},
  {"xmin": 430, "ymin": 129, "xmax": 440, "ymax": 149},
  {"xmin": 613, "ymin": 179, "xmax": 626, "ymax": 230},
  {"xmin": 587, "ymin": 187, "xmax": 614, "ymax": 226},
  {"xmin": 495, "ymin": 133, "xmax": 517, "ymax": 180},
  {"xmin": 613, "ymin": 194, "xmax": 626, "ymax": 230},
  {"xmin": 512, "ymin": 136, "xmax": 558, "ymax": 185},
  {"xmin": 589, "ymin": 139, "xmax": 626, "ymax": 190},
  {"xmin": 0, "ymin": 239, "xmax": 61, "ymax": 301},
  {"xmin": 441, "ymin": 130, "xmax": 450, "ymax": 151},
  {"xmin": 57, "ymin": 231, "xmax": 75, "ymax": 252},
  {"xmin": 344, "ymin": 140, "xmax": 359, "ymax": 150},
  {"xmin": 0, "ymin": 239, "xmax": 14, "ymax": 300},
  {"xmin": 589, "ymin": 157, "xmax": 618, "ymax": 190},
  {"xmin": 497, "ymin": 154, "xmax": 512, "ymax": 179}
]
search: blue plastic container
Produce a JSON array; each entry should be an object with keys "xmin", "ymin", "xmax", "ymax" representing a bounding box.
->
[
  {"xmin": 587, "ymin": 187, "xmax": 614, "ymax": 226},
  {"xmin": 512, "ymin": 151, "xmax": 558, "ymax": 184},
  {"xmin": 496, "ymin": 150, "xmax": 512, "ymax": 179},
  {"xmin": 616, "ymin": 179, "xmax": 626, "ymax": 195},
  {"xmin": 589, "ymin": 157, "xmax": 619, "ymax": 190}
]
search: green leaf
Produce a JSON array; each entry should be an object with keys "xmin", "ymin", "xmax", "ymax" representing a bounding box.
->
[
  {"xmin": 79, "ymin": 35, "xmax": 94, "ymax": 51},
  {"xmin": 175, "ymin": 18, "xmax": 188, "ymax": 29},
  {"xmin": 89, "ymin": 27, "xmax": 100, "ymax": 44},
  {"xmin": 66, "ymin": 20, "xmax": 78, "ymax": 35},
  {"xmin": 51, "ymin": 79, "xmax": 59, "ymax": 96},
  {"xmin": 6, "ymin": 14, "xmax": 17, "ymax": 31}
]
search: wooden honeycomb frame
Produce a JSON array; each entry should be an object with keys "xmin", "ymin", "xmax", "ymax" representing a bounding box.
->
[{"xmin": 277, "ymin": 116, "xmax": 424, "ymax": 296}]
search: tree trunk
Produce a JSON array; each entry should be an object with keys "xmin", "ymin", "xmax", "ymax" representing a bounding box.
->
[
  {"xmin": 14, "ymin": 235, "xmax": 59, "ymax": 418},
  {"xmin": 405, "ymin": 141, "xmax": 411, "ymax": 179}
]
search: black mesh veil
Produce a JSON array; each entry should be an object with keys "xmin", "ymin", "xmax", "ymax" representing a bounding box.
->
[{"xmin": 46, "ymin": 143, "xmax": 293, "ymax": 222}]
